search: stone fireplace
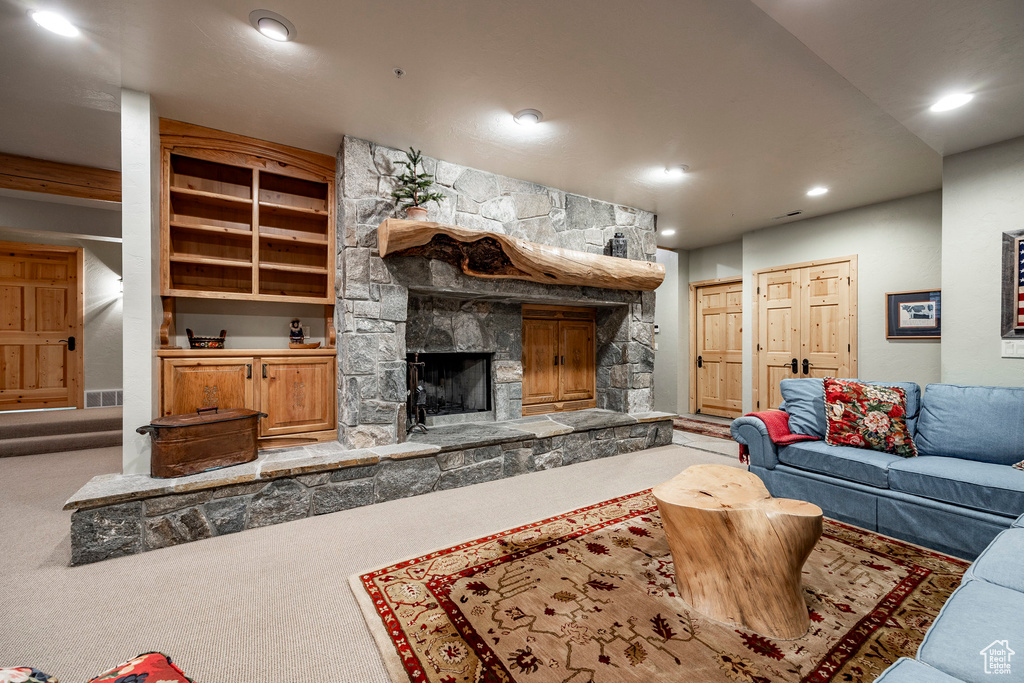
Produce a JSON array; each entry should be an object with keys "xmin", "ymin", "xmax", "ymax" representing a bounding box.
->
[
  {"xmin": 409, "ymin": 351, "xmax": 492, "ymax": 425},
  {"xmin": 337, "ymin": 136, "xmax": 660, "ymax": 449}
]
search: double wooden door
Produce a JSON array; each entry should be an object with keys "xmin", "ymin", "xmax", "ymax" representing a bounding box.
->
[
  {"xmin": 692, "ymin": 279, "xmax": 743, "ymax": 418},
  {"xmin": 522, "ymin": 306, "xmax": 596, "ymax": 415},
  {"xmin": 0, "ymin": 241, "xmax": 83, "ymax": 411},
  {"xmin": 161, "ymin": 355, "xmax": 335, "ymax": 437},
  {"xmin": 754, "ymin": 257, "xmax": 857, "ymax": 410}
]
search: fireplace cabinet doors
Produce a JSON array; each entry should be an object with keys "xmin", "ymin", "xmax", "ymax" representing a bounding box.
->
[
  {"xmin": 522, "ymin": 306, "xmax": 596, "ymax": 415},
  {"xmin": 161, "ymin": 355, "xmax": 336, "ymax": 440}
]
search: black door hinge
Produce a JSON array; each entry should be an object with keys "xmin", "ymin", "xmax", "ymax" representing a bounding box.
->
[
  {"xmin": 757, "ymin": 286, "xmax": 761, "ymax": 294},
  {"xmin": 756, "ymin": 400, "xmax": 760, "ymax": 409}
]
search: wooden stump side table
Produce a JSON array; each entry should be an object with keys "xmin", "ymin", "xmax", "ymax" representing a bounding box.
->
[{"xmin": 651, "ymin": 464, "xmax": 823, "ymax": 639}]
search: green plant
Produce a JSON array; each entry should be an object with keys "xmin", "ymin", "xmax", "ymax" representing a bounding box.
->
[{"xmin": 391, "ymin": 147, "xmax": 445, "ymax": 210}]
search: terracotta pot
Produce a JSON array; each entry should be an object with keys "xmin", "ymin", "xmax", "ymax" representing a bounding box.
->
[{"xmin": 405, "ymin": 206, "xmax": 429, "ymax": 220}]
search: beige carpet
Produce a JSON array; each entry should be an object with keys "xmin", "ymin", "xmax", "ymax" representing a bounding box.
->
[{"xmin": 0, "ymin": 443, "xmax": 740, "ymax": 681}]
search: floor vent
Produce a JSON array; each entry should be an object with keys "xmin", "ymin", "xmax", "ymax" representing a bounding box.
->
[{"xmin": 86, "ymin": 390, "xmax": 124, "ymax": 408}]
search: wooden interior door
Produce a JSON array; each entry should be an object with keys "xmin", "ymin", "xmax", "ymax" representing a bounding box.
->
[
  {"xmin": 258, "ymin": 356, "xmax": 335, "ymax": 436},
  {"xmin": 754, "ymin": 257, "xmax": 857, "ymax": 410},
  {"xmin": 0, "ymin": 241, "xmax": 83, "ymax": 411},
  {"xmin": 161, "ymin": 358, "xmax": 254, "ymax": 416},
  {"xmin": 694, "ymin": 280, "xmax": 743, "ymax": 417},
  {"xmin": 559, "ymin": 320, "xmax": 595, "ymax": 401},
  {"xmin": 522, "ymin": 319, "xmax": 559, "ymax": 406}
]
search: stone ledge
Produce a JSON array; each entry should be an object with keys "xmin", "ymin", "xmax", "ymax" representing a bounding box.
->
[
  {"xmin": 64, "ymin": 442, "xmax": 439, "ymax": 512},
  {"xmin": 631, "ymin": 411, "xmax": 678, "ymax": 423}
]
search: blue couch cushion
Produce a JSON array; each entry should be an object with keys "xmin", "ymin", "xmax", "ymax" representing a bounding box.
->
[
  {"xmin": 1015, "ymin": 512, "xmax": 1024, "ymax": 528},
  {"xmin": 917, "ymin": 580, "xmax": 1024, "ymax": 681},
  {"xmin": 781, "ymin": 378, "xmax": 921, "ymax": 438},
  {"xmin": 963, "ymin": 528, "xmax": 1024, "ymax": 593},
  {"xmin": 888, "ymin": 456, "xmax": 1024, "ymax": 518},
  {"xmin": 778, "ymin": 440, "xmax": 901, "ymax": 489},
  {"xmin": 875, "ymin": 658, "xmax": 964, "ymax": 683},
  {"xmin": 916, "ymin": 384, "xmax": 1024, "ymax": 465}
]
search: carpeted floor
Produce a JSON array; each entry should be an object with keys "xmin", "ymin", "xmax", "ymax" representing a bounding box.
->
[{"xmin": 0, "ymin": 442, "xmax": 741, "ymax": 681}]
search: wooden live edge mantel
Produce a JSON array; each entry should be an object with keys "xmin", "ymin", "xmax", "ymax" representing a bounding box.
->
[{"xmin": 377, "ymin": 219, "xmax": 666, "ymax": 291}]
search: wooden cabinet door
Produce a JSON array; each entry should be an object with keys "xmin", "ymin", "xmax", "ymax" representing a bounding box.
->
[
  {"xmin": 0, "ymin": 242, "xmax": 83, "ymax": 411},
  {"xmin": 258, "ymin": 356, "xmax": 335, "ymax": 436},
  {"xmin": 162, "ymin": 358, "xmax": 254, "ymax": 416},
  {"xmin": 559, "ymin": 320, "xmax": 595, "ymax": 401},
  {"xmin": 694, "ymin": 280, "xmax": 743, "ymax": 417},
  {"xmin": 522, "ymin": 319, "xmax": 559, "ymax": 406}
]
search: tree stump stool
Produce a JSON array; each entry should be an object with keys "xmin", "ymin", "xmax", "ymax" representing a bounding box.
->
[{"xmin": 652, "ymin": 464, "xmax": 822, "ymax": 639}]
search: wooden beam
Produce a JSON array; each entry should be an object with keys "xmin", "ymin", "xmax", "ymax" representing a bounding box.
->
[
  {"xmin": 377, "ymin": 219, "xmax": 666, "ymax": 291},
  {"xmin": 0, "ymin": 152, "xmax": 121, "ymax": 202}
]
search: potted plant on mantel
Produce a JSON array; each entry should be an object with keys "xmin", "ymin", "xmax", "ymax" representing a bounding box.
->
[{"xmin": 391, "ymin": 147, "xmax": 445, "ymax": 220}]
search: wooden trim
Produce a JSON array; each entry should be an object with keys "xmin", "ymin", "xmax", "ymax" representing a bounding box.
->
[
  {"xmin": 752, "ymin": 273, "xmax": 761, "ymax": 410},
  {"xmin": 849, "ymin": 255, "xmax": 859, "ymax": 376},
  {"xmin": 159, "ymin": 119, "xmax": 335, "ymax": 177},
  {"xmin": 522, "ymin": 398, "xmax": 597, "ymax": 416},
  {"xmin": 0, "ymin": 153, "xmax": 120, "ymax": 202},
  {"xmin": 522, "ymin": 303, "xmax": 597, "ymax": 320},
  {"xmin": 378, "ymin": 219, "xmax": 666, "ymax": 292},
  {"xmin": 751, "ymin": 254, "xmax": 857, "ymax": 278},
  {"xmin": 689, "ymin": 275, "xmax": 742, "ymax": 289}
]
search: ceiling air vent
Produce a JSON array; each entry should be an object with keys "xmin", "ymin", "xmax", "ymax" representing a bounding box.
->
[{"xmin": 772, "ymin": 209, "xmax": 804, "ymax": 220}]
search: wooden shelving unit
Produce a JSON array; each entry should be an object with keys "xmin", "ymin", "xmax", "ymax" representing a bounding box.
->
[
  {"xmin": 161, "ymin": 120, "xmax": 335, "ymax": 304},
  {"xmin": 158, "ymin": 119, "xmax": 338, "ymax": 447}
]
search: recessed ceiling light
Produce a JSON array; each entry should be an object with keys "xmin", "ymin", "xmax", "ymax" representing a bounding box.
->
[
  {"xmin": 930, "ymin": 93, "xmax": 973, "ymax": 112},
  {"xmin": 249, "ymin": 9, "xmax": 296, "ymax": 42},
  {"xmin": 660, "ymin": 229, "xmax": 676, "ymax": 236},
  {"xmin": 31, "ymin": 10, "xmax": 79, "ymax": 37},
  {"xmin": 806, "ymin": 186, "xmax": 828, "ymax": 197},
  {"xmin": 513, "ymin": 109, "xmax": 543, "ymax": 126},
  {"xmin": 664, "ymin": 165, "xmax": 689, "ymax": 178}
]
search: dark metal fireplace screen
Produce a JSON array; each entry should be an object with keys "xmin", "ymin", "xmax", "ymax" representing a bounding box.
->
[{"xmin": 407, "ymin": 353, "xmax": 492, "ymax": 420}]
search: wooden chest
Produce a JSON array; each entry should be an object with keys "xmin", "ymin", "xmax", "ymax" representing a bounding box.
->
[{"xmin": 137, "ymin": 407, "xmax": 266, "ymax": 478}]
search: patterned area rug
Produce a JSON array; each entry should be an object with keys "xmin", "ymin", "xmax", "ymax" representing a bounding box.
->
[
  {"xmin": 672, "ymin": 417, "xmax": 733, "ymax": 440},
  {"xmin": 352, "ymin": 490, "xmax": 967, "ymax": 683}
]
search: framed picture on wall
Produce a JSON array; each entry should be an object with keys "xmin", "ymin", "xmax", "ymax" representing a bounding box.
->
[{"xmin": 886, "ymin": 290, "xmax": 941, "ymax": 339}]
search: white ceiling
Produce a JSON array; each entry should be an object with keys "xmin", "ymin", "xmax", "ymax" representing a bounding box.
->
[{"xmin": 1, "ymin": 0, "xmax": 1021, "ymax": 249}]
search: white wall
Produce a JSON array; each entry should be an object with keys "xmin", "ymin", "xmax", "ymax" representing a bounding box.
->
[
  {"xmin": 653, "ymin": 248, "xmax": 684, "ymax": 413},
  {"xmin": 121, "ymin": 90, "xmax": 161, "ymax": 475},
  {"xmin": 941, "ymin": 135, "xmax": 1024, "ymax": 386},
  {"xmin": 0, "ymin": 195, "xmax": 123, "ymax": 393},
  {"xmin": 740, "ymin": 191, "xmax": 943, "ymax": 411},
  {"xmin": 688, "ymin": 240, "xmax": 742, "ymax": 283}
]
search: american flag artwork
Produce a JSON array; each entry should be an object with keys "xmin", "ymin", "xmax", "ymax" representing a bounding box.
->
[{"xmin": 1019, "ymin": 238, "xmax": 1024, "ymax": 328}]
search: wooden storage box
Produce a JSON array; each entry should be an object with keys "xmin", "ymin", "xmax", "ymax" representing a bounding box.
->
[{"xmin": 137, "ymin": 407, "xmax": 267, "ymax": 478}]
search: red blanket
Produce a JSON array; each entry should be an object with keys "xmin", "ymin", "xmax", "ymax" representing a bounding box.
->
[{"xmin": 736, "ymin": 410, "xmax": 820, "ymax": 464}]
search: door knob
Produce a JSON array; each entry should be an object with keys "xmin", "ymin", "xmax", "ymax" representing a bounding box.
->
[
  {"xmin": 697, "ymin": 355, "xmax": 703, "ymax": 368},
  {"xmin": 802, "ymin": 359, "xmax": 811, "ymax": 375},
  {"xmin": 58, "ymin": 336, "xmax": 76, "ymax": 351},
  {"xmin": 790, "ymin": 358, "xmax": 798, "ymax": 373}
]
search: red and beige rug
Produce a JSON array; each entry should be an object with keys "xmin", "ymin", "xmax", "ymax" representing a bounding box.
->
[
  {"xmin": 351, "ymin": 490, "xmax": 967, "ymax": 683},
  {"xmin": 672, "ymin": 417, "xmax": 733, "ymax": 440}
]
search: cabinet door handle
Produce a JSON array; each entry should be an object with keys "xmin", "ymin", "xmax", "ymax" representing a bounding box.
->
[
  {"xmin": 262, "ymin": 364, "xmax": 268, "ymax": 379},
  {"xmin": 554, "ymin": 355, "xmax": 558, "ymax": 366},
  {"xmin": 561, "ymin": 355, "xmax": 565, "ymax": 366},
  {"xmin": 246, "ymin": 363, "xmax": 251, "ymax": 379}
]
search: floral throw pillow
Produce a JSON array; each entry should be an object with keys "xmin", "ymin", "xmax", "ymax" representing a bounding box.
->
[
  {"xmin": 88, "ymin": 652, "xmax": 193, "ymax": 683},
  {"xmin": 824, "ymin": 377, "xmax": 918, "ymax": 458},
  {"xmin": 0, "ymin": 668, "xmax": 58, "ymax": 683},
  {"xmin": 1013, "ymin": 461, "xmax": 1024, "ymax": 471}
]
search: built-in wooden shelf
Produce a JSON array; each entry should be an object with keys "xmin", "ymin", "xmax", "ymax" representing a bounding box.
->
[
  {"xmin": 170, "ymin": 186, "xmax": 253, "ymax": 205},
  {"xmin": 158, "ymin": 119, "xmax": 338, "ymax": 444},
  {"xmin": 259, "ymin": 263, "xmax": 329, "ymax": 275},
  {"xmin": 158, "ymin": 347, "xmax": 335, "ymax": 358},
  {"xmin": 169, "ymin": 254, "xmax": 252, "ymax": 268},
  {"xmin": 259, "ymin": 201, "xmax": 328, "ymax": 217}
]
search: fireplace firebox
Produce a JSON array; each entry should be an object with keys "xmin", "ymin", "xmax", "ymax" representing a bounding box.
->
[{"xmin": 407, "ymin": 353, "xmax": 492, "ymax": 427}]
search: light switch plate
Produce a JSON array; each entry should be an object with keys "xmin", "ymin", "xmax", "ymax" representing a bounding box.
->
[{"xmin": 1002, "ymin": 340, "xmax": 1024, "ymax": 358}]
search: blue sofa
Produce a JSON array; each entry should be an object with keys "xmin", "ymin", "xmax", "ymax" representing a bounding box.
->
[
  {"xmin": 874, "ymin": 512, "xmax": 1024, "ymax": 682},
  {"xmin": 731, "ymin": 380, "xmax": 1024, "ymax": 559}
]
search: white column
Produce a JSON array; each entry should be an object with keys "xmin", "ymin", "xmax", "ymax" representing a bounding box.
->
[{"xmin": 120, "ymin": 90, "xmax": 161, "ymax": 474}]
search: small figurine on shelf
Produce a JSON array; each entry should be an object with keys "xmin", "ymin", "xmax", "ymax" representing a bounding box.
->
[{"xmin": 289, "ymin": 318, "xmax": 304, "ymax": 344}]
